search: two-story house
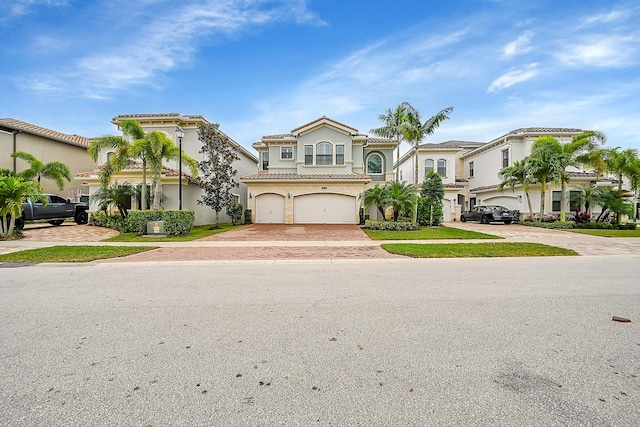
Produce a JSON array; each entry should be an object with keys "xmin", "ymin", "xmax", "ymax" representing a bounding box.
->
[
  {"xmin": 79, "ymin": 113, "xmax": 259, "ymax": 225},
  {"xmin": 241, "ymin": 116, "xmax": 396, "ymax": 224},
  {"xmin": 396, "ymin": 127, "xmax": 620, "ymax": 221}
]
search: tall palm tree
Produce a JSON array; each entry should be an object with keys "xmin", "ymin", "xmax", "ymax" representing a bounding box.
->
[
  {"xmin": 89, "ymin": 120, "xmax": 146, "ymax": 204},
  {"xmin": 400, "ymin": 106, "xmax": 454, "ymax": 185},
  {"xmin": 370, "ymin": 102, "xmax": 417, "ymax": 181},
  {"xmin": 0, "ymin": 176, "xmax": 43, "ymax": 236},
  {"xmin": 384, "ymin": 181, "xmax": 417, "ymax": 221},
  {"xmin": 529, "ymin": 136, "xmax": 562, "ymax": 221},
  {"xmin": 498, "ymin": 159, "xmax": 535, "ymax": 219},
  {"xmin": 11, "ymin": 151, "xmax": 71, "ymax": 191},
  {"xmin": 554, "ymin": 130, "xmax": 606, "ymax": 221}
]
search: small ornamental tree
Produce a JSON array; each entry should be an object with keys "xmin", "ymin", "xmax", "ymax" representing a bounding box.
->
[
  {"xmin": 417, "ymin": 171, "xmax": 444, "ymax": 226},
  {"xmin": 197, "ymin": 123, "xmax": 240, "ymax": 228}
]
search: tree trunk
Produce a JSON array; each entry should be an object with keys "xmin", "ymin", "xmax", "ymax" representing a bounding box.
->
[
  {"xmin": 539, "ymin": 183, "xmax": 546, "ymax": 221},
  {"xmin": 141, "ymin": 160, "xmax": 147, "ymax": 210},
  {"xmin": 153, "ymin": 178, "xmax": 162, "ymax": 210},
  {"xmin": 215, "ymin": 210, "xmax": 220, "ymax": 228},
  {"xmin": 560, "ymin": 181, "xmax": 567, "ymax": 222},
  {"xmin": 395, "ymin": 136, "xmax": 400, "ymax": 182},
  {"xmin": 525, "ymin": 191, "xmax": 534, "ymax": 221},
  {"xmin": 414, "ymin": 144, "xmax": 419, "ymax": 186}
]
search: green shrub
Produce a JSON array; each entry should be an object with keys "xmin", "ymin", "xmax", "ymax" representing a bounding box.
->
[
  {"xmin": 88, "ymin": 212, "xmax": 125, "ymax": 230},
  {"xmin": 244, "ymin": 209, "xmax": 252, "ymax": 224},
  {"xmin": 364, "ymin": 219, "xmax": 419, "ymax": 231},
  {"xmin": 227, "ymin": 202, "xmax": 243, "ymax": 225},
  {"xmin": 574, "ymin": 222, "xmax": 636, "ymax": 230},
  {"xmin": 123, "ymin": 210, "xmax": 195, "ymax": 236}
]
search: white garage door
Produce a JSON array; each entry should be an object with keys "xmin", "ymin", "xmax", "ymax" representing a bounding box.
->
[
  {"xmin": 294, "ymin": 194, "xmax": 356, "ymax": 224},
  {"xmin": 255, "ymin": 193, "xmax": 285, "ymax": 223}
]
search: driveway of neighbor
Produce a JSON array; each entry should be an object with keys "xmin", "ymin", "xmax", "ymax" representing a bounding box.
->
[{"xmin": 197, "ymin": 224, "xmax": 371, "ymax": 241}]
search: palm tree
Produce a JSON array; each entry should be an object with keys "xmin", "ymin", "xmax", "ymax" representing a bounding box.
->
[
  {"xmin": 11, "ymin": 151, "xmax": 71, "ymax": 191},
  {"xmin": 400, "ymin": 106, "xmax": 454, "ymax": 185},
  {"xmin": 0, "ymin": 176, "xmax": 43, "ymax": 236},
  {"xmin": 384, "ymin": 181, "xmax": 417, "ymax": 221},
  {"xmin": 89, "ymin": 120, "xmax": 198, "ymax": 211},
  {"xmin": 498, "ymin": 159, "xmax": 535, "ymax": 219},
  {"xmin": 554, "ymin": 131, "xmax": 606, "ymax": 221},
  {"xmin": 89, "ymin": 120, "xmax": 145, "ymax": 204},
  {"xmin": 370, "ymin": 102, "xmax": 417, "ymax": 181},
  {"xmin": 529, "ymin": 136, "xmax": 562, "ymax": 221},
  {"xmin": 90, "ymin": 181, "xmax": 136, "ymax": 218},
  {"xmin": 360, "ymin": 184, "xmax": 389, "ymax": 219}
]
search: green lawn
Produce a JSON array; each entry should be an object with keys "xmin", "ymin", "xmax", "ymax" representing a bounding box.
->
[
  {"xmin": 0, "ymin": 246, "xmax": 158, "ymax": 263},
  {"xmin": 382, "ymin": 242, "xmax": 577, "ymax": 258},
  {"xmin": 103, "ymin": 223, "xmax": 243, "ymax": 242},
  {"xmin": 564, "ymin": 228, "xmax": 640, "ymax": 238},
  {"xmin": 364, "ymin": 226, "xmax": 501, "ymax": 240}
]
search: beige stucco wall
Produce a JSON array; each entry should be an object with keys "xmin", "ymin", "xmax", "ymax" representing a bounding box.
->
[{"xmin": 1, "ymin": 130, "xmax": 96, "ymax": 197}]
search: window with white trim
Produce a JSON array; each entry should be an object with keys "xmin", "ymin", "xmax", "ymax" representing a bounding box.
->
[
  {"xmin": 469, "ymin": 161, "xmax": 474, "ymax": 177},
  {"xmin": 437, "ymin": 159, "xmax": 446, "ymax": 177},
  {"xmin": 281, "ymin": 146, "xmax": 293, "ymax": 159},
  {"xmin": 316, "ymin": 142, "xmax": 333, "ymax": 165},
  {"xmin": 502, "ymin": 149, "xmax": 509, "ymax": 168},
  {"xmin": 261, "ymin": 152, "xmax": 269, "ymax": 170},
  {"xmin": 304, "ymin": 145, "xmax": 313, "ymax": 165},
  {"xmin": 425, "ymin": 159, "xmax": 434, "ymax": 176},
  {"xmin": 336, "ymin": 145, "xmax": 344, "ymax": 165}
]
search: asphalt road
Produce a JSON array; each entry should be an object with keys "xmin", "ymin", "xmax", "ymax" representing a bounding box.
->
[{"xmin": 1, "ymin": 256, "xmax": 639, "ymax": 426}]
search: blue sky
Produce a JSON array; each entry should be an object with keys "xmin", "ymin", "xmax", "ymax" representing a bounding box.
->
[{"xmin": 2, "ymin": 0, "xmax": 640, "ymax": 154}]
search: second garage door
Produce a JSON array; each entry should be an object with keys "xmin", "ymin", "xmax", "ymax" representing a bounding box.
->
[{"xmin": 294, "ymin": 194, "xmax": 356, "ymax": 224}]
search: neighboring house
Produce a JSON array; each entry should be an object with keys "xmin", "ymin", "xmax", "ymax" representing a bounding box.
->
[
  {"xmin": 396, "ymin": 127, "xmax": 620, "ymax": 221},
  {"xmin": 0, "ymin": 118, "xmax": 95, "ymax": 198},
  {"xmin": 241, "ymin": 116, "xmax": 397, "ymax": 224},
  {"xmin": 78, "ymin": 113, "xmax": 259, "ymax": 225}
]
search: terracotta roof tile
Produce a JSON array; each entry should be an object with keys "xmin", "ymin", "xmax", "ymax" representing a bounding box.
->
[
  {"xmin": 76, "ymin": 161, "xmax": 195, "ymax": 178},
  {"xmin": 241, "ymin": 172, "xmax": 370, "ymax": 181},
  {"xmin": 418, "ymin": 140, "xmax": 485, "ymax": 149},
  {"xmin": 0, "ymin": 118, "xmax": 92, "ymax": 148}
]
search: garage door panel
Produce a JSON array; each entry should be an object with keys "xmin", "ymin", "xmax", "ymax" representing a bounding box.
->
[
  {"xmin": 294, "ymin": 194, "xmax": 356, "ymax": 224},
  {"xmin": 256, "ymin": 194, "xmax": 285, "ymax": 223}
]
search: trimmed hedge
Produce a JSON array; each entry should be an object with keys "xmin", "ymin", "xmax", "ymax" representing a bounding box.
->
[
  {"xmin": 364, "ymin": 219, "xmax": 419, "ymax": 231},
  {"xmin": 520, "ymin": 220, "xmax": 636, "ymax": 230},
  {"xmin": 123, "ymin": 210, "xmax": 195, "ymax": 236}
]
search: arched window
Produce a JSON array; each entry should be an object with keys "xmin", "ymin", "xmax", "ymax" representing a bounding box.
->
[
  {"xmin": 366, "ymin": 153, "xmax": 383, "ymax": 180},
  {"xmin": 437, "ymin": 159, "xmax": 447, "ymax": 176},
  {"xmin": 424, "ymin": 159, "xmax": 434, "ymax": 176},
  {"xmin": 106, "ymin": 152, "xmax": 115, "ymax": 162},
  {"xmin": 316, "ymin": 142, "xmax": 333, "ymax": 165}
]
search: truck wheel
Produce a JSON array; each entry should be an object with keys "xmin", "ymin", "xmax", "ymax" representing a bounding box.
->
[
  {"xmin": 75, "ymin": 211, "xmax": 88, "ymax": 225},
  {"xmin": 15, "ymin": 217, "xmax": 25, "ymax": 230},
  {"xmin": 49, "ymin": 220, "xmax": 64, "ymax": 226}
]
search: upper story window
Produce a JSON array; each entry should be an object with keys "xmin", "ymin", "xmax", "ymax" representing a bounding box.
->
[
  {"xmin": 281, "ymin": 146, "xmax": 293, "ymax": 159},
  {"xmin": 366, "ymin": 153, "xmax": 384, "ymax": 181},
  {"xmin": 261, "ymin": 151, "xmax": 269, "ymax": 171},
  {"xmin": 305, "ymin": 145, "xmax": 313, "ymax": 165},
  {"xmin": 316, "ymin": 142, "xmax": 333, "ymax": 165},
  {"xmin": 502, "ymin": 149, "xmax": 509, "ymax": 168},
  {"xmin": 437, "ymin": 159, "xmax": 447, "ymax": 177},
  {"xmin": 336, "ymin": 145, "xmax": 344, "ymax": 165},
  {"xmin": 469, "ymin": 161, "xmax": 474, "ymax": 177},
  {"xmin": 106, "ymin": 152, "xmax": 115, "ymax": 162},
  {"xmin": 425, "ymin": 159, "xmax": 434, "ymax": 176}
]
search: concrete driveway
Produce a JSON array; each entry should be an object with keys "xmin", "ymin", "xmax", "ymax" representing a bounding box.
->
[{"xmin": 198, "ymin": 224, "xmax": 370, "ymax": 241}]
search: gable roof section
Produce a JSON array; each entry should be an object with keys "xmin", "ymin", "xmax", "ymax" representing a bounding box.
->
[
  {"xmin": 0, "ymin": 118, "xmax": 91, "ymax": 148},
  {"xmin": 291, "ymin": 116, "xmax": 359, "ymax": 135}
]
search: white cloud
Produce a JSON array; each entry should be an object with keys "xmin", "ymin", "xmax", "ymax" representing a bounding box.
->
[
  {"xmin": 0, "ymin": 0, "xmax": 68, "ymax": 21},
  {"xmin": 502, "ymin": 30, "xmax": 534, "ymax": 59},
  {"xmin": 487, "ymin": 63, "xmax": 539, "ymax": 93},
  {"xmin": 556, "ymin": 35, "xmax": 639, "ymax": 68},
  {"xmin": 580, "ymin": 10, "xmax": 624, "ymax": 27},
  {"xmin": 20, "ymin": 0, "xmax": 325, "ymax": 98}
]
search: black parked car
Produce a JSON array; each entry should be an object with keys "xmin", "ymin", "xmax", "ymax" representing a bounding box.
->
[{"xmin": 460, "ymin": 205, "xmax": 517, "ymax": 224}]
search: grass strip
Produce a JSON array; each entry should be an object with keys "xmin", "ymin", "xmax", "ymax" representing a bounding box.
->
[
  {"xmin": 365, "ymin": 226, "xmax": 501, "ymax": 240},
  {"xmin": 381, "ymin": 242, "xmax": 577, "ymax": 258},
  {"xmin": 0, "ymin": 246, "xmax": 158, "ymax": 263},
  {"xmin": 564, "ymin": 228, "xmax": 640, "ymax": 238},
  {"xmin": 104, "ymin": 224, "xmax": 243, "ymax": 242}
]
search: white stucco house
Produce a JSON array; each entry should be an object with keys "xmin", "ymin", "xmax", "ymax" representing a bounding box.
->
[
  {"xmin": 77, "ymin": 113, "xmax": 259, "ymax": 225},
  {"xmin": 241, "ymin": 116, "xmax": 397, "ymax": 224},
  {"xmin": 396, "ymin": 127, "xmax": 621, "ymax": 221}
]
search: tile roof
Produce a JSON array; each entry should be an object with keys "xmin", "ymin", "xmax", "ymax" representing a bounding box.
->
[
  {"xmin": 76, "ymin": 161, "xmax": 194, "ymax": 178},
  {"xmin": 240, "ymin": 172, "xmax": 370, "ymax": 181},
  {"xmin": 418, "ymin": 140, "xmax": 485, "ymax": 149},
  {"xmin": 444, "ymin": 183, "xmax": 465, "ymax": 189},
  {"xmin": 0, "ymin": 118, "xmax": 92, "ymax": 148}
]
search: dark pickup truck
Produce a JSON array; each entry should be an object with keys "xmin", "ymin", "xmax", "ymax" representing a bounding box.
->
[{"xmin": 15, "ymin": 194, "xmax": 89, "ymax": 230}]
